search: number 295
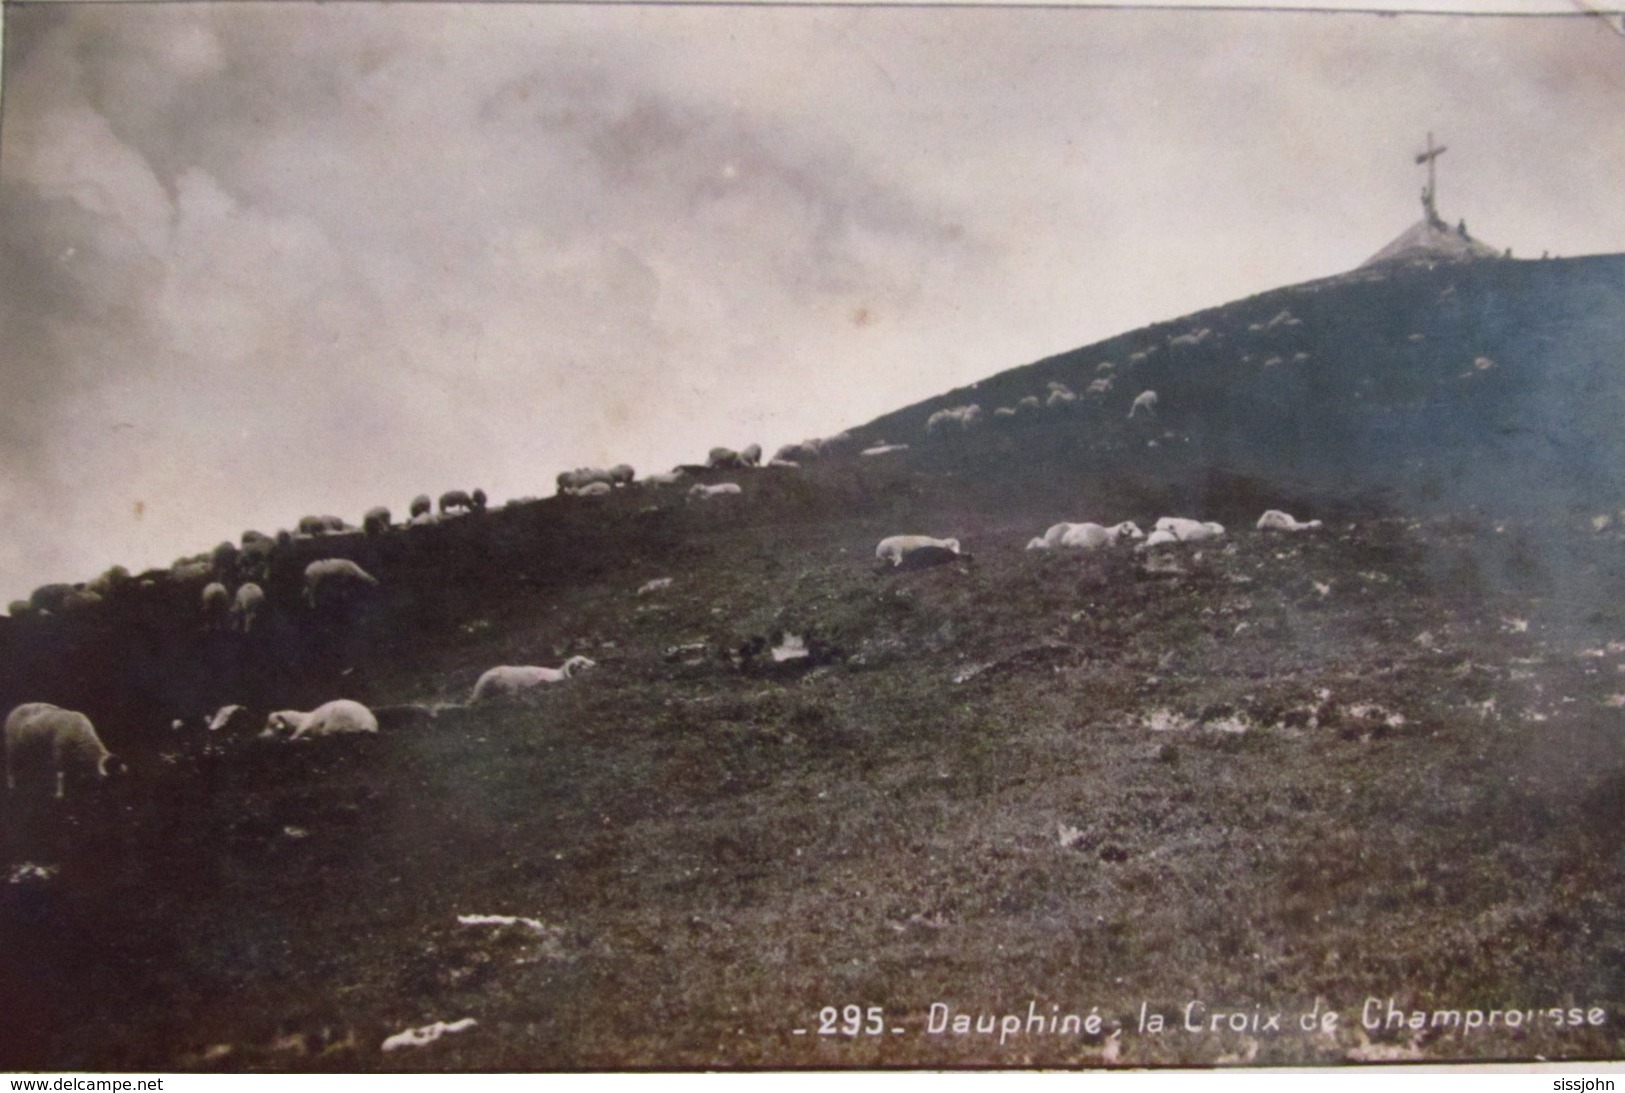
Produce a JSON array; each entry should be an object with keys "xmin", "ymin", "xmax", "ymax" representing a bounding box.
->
[{"xmin": 819, "ymin": 1005, "xmax": 885, "ymax": 1036}]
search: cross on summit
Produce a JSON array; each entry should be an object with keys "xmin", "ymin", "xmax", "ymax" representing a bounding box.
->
[{"xmin": 1357, "ymin": 133, "xmax": 1503, "ymax": 269}]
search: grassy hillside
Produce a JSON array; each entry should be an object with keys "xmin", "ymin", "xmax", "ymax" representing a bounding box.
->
[{"xmin": 5, "ymin": 256, "xmax": 1625, "ymax": 1069}]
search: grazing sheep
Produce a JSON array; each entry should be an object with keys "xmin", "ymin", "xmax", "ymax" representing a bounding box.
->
[
  {"xmin": 1154, "ymin": 516, "xmax": 1226, "ymax": 542},
  {"xmin": 302, "ymin": 558, "xmax": 380, "ymax": 609},
  {"xmin": 688, "ymin": 482, "xmax": 742, "ymax": 501},
  {"xmin": 1257, "ymin": 510, "xmax": 1323, "ymax": 533},
  {"xmin": 1030, "ymin": 521, "xmax": 1145, "ymax": 551},
  {"xmin": 201, "ymin": 582, "xmax": 231, "ymax": 630},
  {"xmin": 470, "ymin": 657, "xmax": 597, "ymax": 702},
  {"xmin": 230, "ymin": 583, "xmax": 265, "ymax": 634},
  {"xmin": 926, "ymin": 404, "xmax": 983, "ymax": 432},
  {"xmin": 1129, "ymin": 390, "xmax": 1159, "ymax": 418},
  {"xmin": 637, "ymin": 578, "xmax": 673, "ymax": 596},
  {"xmin": 5, "ymin": 703, "xmax": 125, "ymax": 798},
  {"xmin": 263, "ymin": 699, "xmax": 379, "ymax": 741},
  {"xmin": 211, "ymin": 540, "xmax": 240, "ymax": 581},
  {"xmin": 363, "ymin": 506, "xmax": 392, "ymax": 536},
  {"xmin": 1045, "ymin": 382, "xmax": 1076, "ymax": 407},
  {"xmin": 439, "ymin": 490, "xmax": 475, "ymax": 515},
  {"xmin": 409, "ymin": 494, "xmax": 433, "ymax": 519},
  {"xmin": 1086, "ymin": 377, "xmax": 1114, "ymax": 396},
  {"xmin": 875, "ymin": 535, "xmax": 964, "ymax": 570}
]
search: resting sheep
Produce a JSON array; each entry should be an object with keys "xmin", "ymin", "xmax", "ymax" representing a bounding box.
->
[
  {"xmin": 875, "ymin": 535, "xmax": 965, "ymax": 570},
  {"xmin": 1129, "ymin": 390, "xmax": 1159, "ymax": 418},
  {"xmin": 1027, "ymin": 521, "xmax": 1145, "ymax": 551},
  {"xmin": 302, "ymin": 558, "xmax": 380, "ymax": 609},
  {"xmin": 688, "ymin": 483, "xmax": 742, "ymax": 501},
  {"xmin": 557, "ymin": 468, "xmax": 617, "ymax": 495},
  {"xmin": 1153, "ymin": 516, "xmax": 1226, "ymax": 542},
  {"xmin": 263, "ymin": 699, "xmax": 379, "ymax": 741},
  {"xmin": 5, "ymin": 703, "xmax": 125, "ymax": 798},
  {"xmin": 1257, "ymin": 510, "xmax": 1323, "ymax": 533},
  {"xmin": 470, "ymin": 657, "xmax": 597, "ymax": 703},
  {"xmin": 231, "ymin": 583, "xmax": 265, "ymax": 633}
]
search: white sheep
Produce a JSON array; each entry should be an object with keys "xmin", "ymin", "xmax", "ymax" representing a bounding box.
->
[
  {"xmin": 363, "ymin": 506, "xmax": 392, "ymax": 536},
  {"xmin": 201, "ymin": 582, "xmax": 231, "ymax": 630},
  {"xmin": 470, "ymin": 657, "xmax": 597, "ymax": 703},
  {"xmin": 642, "ymin": 469, "xmax": 688, "ymax": 486},
  {"xmin": 688, "ymin": 482, "xmax": 742, "ymax": 501},
  {"xmin": 860, "ymin": 443, "xmax": 909, "ymax": 457},
  {"xmin": 302, "ymin": 558, "xmax": 380, "ymax": 609},
  {"xmin": 1017, "ymin": 396, "xmax": 1041, "ymax": 411},
  {"xmin": 994, "ymin": 407, "xmax": 1018, "ymax": 418},
  {"xmin": 263, "ymin": 699, "xmax": 379, "ymax": 741},
  {"xmin": 575, "ymin": 481, "xmax": 613, "ymax": 498},
  {"xmin": 5, "ymin": 703, "xmax": 125, "ymax": 798},
  {"xmin": 1153, "ymin": 516, "xmax": 1226, "ymax": 542},
  {"xmin": 1142, "ymin": 528, "xmax": 1179, "ymax": 548},
  {"xmin": 875, "ymin": 535, "xmax": 964, "ymax": 569},
  {"xmin": 231, "ymin": 583, "xmax": 265, "ymax": 633},
  {"xmin": 557, "ymin": 467, "xmax": 616, "ymax": 495},
  {"xmin": 706, "ymin": 446, "xmax": 759, "ymax": 470},
  {"xmin": 741, "ymin": 444, "xmax": 762, "ymax": 467},
  {"xmin": 1027, "ymin": 521, "xmax": 1142, "ymax": 551},
  {"xmin": 926, "ymin": 404, "xmax": 983, "ymax": 432},
  {"xmin": 1257, "ymin": 510, "xmax": 1323, "ymax": 533},
  {"xmin": 608, "ymin": 465, "xmax": 635, "ymax": 486},
  {"xmin": 1086, "ymin": 377, "xmax": 1114, "ymax": 396},
  {"xmin": 1129, "ymin": 390, "xmax": 1159, "ymax": 418}
]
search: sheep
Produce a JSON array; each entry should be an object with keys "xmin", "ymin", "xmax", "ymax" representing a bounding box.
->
[
  {"xmin": 926, "ymin": 404, "xmax": 983, "ymax": 432},
  {"xmin": 994, "ymin": 407, "xmax": 1018, "ymax": 418},
  {"xmin": 7, "ymin": 601, "xmax": 34, "ymax": 619},
  {"xmin": 707, "ymin": 447, "xmax": 750, "ymax": 470},
  {"xmin": 860, "ymin": 443, "xmax": 909, "ymax": 457},
  {"xmin": 875, "ymin": 535, "xmax": 964, "ymax": 570},
  {"xmin": 642, "ymin": 469, "xmax": 688, "ymax": 487},
  {"xmin": 607, "ymin": 466, "xmax": 635, "ymax": 487},
  {"xmin": 1154, "ymin": 516, "xmax": 1226, "ymax": 542},
  {"xmin": 1017, "ymin": 396, "xmax": 1041, "ymax": 411},
  {"xmin": 201, "ymin": 582, "xmax": 231, "ymax": 630},
  {"xmin": 471, "ymin": 488, "xmax": 488, "ymax": 512},
  {"xmin": 1142, "ymin": 528, "xmax": 1179, "ymax": 548},
  {"xmin": 574, "ymin": 481, "xmax": 613, "ymax": 498},
  {"xmin": 1129, "ymin": 390, "xmax": 1159, "ymax": 418},
  {"xmin": 262, "ymin": 699, "xmax": 379, "ymax": 741},
  {"xmin": 741, "ymin": 444, "xmax": 762, "ymax": 467},
  {"xmin": 409, "ymin": 494, "xmax": 433, "ymax": 519},
  {"xmin": 1257, "ymin": 510, "xmax": 1323, "ymax": 533},
  {"xmin": 302, "ymin": 558, "xmax": 380, "ymax": 609},
  {"xmin": 363, "ymin": 506, "xmax": 392, "ymax": 536},
  {"xmin": 230, "ymin": 583, "xmax": 265, "ymax": 633},
  {"xmin": 239, "ymin": 535, "xmax": 274, "ymax": 580},
  {"xmin": 688, "ymin": 482, "xmax": 742, "ymax": 501},
  {"xmin": 211, "ymin": 540, "xmax": 240, "ymax": 581},
  {"xmin": 409, "ymin": 511, "xmax": 440, "ymax": 527},
  {"xmin": 557, "ymin": 468, "xmax": 616, "ymax": 495},
  {"xmin": 30, "ymin": 583, "xmax": 76, "ymax": 615},
  {"xmin": 1045, "ymin": 382, "xmax": 1076, "ymax": 407},
  {"xmin": 767, "ymin": 458, "xmax": 800, "ymax": 469},
  {"xmin": 1169, "ymin": 327, "xmax": 1212, "ymax": 348},
  {"xmin": 470, "ymin": 657, "xmax": 597, "ymax": 703},
  {"xmin": 439, "ymin": 490, "xmax": 475, "ymax": 515},
  {"xmin": 1086, "ymin": 377, "xmax": 1114, "ymax": 396},
  {"xmin": 297, "ymin": 515, "xmax": 329, "ymax": 536},
  {"xmin": 5, "ymin": 703, "xmax": 125, "ymax": 798},
  {"xmin": 1030, "ymin": 521, "xmax": 1145, "ymax": 551},
  {"xmin": 86, "ymin": 566, "xmax": 132, "ymax": 600}
]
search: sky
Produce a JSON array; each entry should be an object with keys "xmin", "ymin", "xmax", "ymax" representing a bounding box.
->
[{"xmin": 2, "ymin": 1, "xmax": 1625, "ymax": 603}]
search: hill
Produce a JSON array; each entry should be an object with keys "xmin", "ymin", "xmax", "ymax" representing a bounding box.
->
[{"xmin": 4, "ymin": 255, "xmax": 1625, "ymax": 1070}]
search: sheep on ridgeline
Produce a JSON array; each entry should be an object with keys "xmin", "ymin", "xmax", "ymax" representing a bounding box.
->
[
  {"xmin": 239, "ymin": 533, "xmax": 274, "ymax": 581},
  {"xmin": 1026, "ymin": 521, "xmax": 1145, "ymax": 551},
  {"xmin": 926, "ymin": 404, "xmax": 983, "ymax": 433},
  {"xmin": 471, "ymin": 488, "xmax": 488, "ymax": 512},
  {"xmin": 298, "ymin": 514, "xmax": 348, "ymax": 536},
  {"xmin": 1151, "ymin": 517, "xmax": 1226, "ymax": 542},
  {"xmin": 439, "ymin": 490, "xmax": 476, "ymax": 515},
  {"xmin": 642, "ymin": 469, "xmax": 688, "ymax": 487},
  {"xmin": 875, "ymin": 535, "xmax": 966, "ymax": 570},
  {"xmin": 469, "ymin": 657, "xmax": 597, "ymax": 703},
  {"xmin": 1169, "ymin": 327, "xmax": 1212, "ymax": 348},
  {"xmin": 363, "ymin": 507, "xmax": 392, "ymax": 536},
  {"xmin": 302, "ymin": 558, "xmax": 380, "ymax": 610},
  {"xmin": 5, "ymin": 703, "xmax": 126, "ymax": 799},
  {"xmin": 1046, "ymin": 383, "xmax": 1076, "ymax": 407},
  {"xmin": 262, "ymin": 699, "xmax": 379, "ymax": 741},
  {"xmin": 607, "ymin": 466, "xmax": 634, "ymax": 488},
  {"xmin": 86, "ymin": 566, "xmax": 132, "ymax": 601},
  {"xmin": 575, "ymin": 481, "xmax": 613, "ymax": 498},
  {"xmin": 773, "ymin": 433, "xmax": 850, "ymax": 463},
  {"xmin": 170, "ymin": 558, "xmax": 213, "ymax": 585},
  {"xmin": 231, "ymin": 583, "xmax": 265, "ymax": 634},
  {"xmin": 1129, "ymin": 390, "xmax": 1159, "ymax": 418},
  {"xmin": 688, "ymin": 483, "xmax": 742, "ymax": 502},
  {"xmin": 556, "ymin": 468, "xmax": 616, "ymax": 495},
  {"xmin": 707, "ymin": 445, "xmax": 761, "ymax": 470},
  {"xmin": 211, "ymin": 541, "xmax": 240, "ymax": 582},
  {"xmin": 409, "ymin": 495, "xmax": 433, "ymax": 519},
  {"xmin": 201, "ymin": 582, "xmax": 231, "ymax": 630},
  {"xmin": 1257, "ymin": 510, "xmax": 1323, "ymax": 533}
]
